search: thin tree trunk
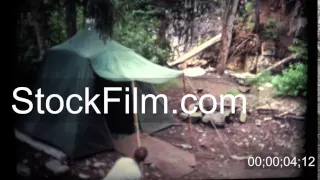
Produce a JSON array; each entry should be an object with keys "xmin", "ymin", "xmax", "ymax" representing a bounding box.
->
[
  {"xmin": 30, "ymin": 0, "xmax": 45, "ymax": 62},
  {"xmin": 253, "ymin": 0, "xmax": 260, "ymax": 33},
  {"xmin": 65, "ymin": 0, "xmax": 77, "ymax": 37},
  {"xmin": 217, "ymin": 0, "xmax": 239, "ymax": 75}
]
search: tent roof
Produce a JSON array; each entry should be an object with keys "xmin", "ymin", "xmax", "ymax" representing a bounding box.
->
[{"xmin": 50, "ymin": 27, "xmax": 183, "ymax": 84}]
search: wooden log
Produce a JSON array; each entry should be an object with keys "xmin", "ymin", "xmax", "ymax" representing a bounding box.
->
[
  {"xmin": 286, "ymin": 115, "xmax": 305, "ymax": 121},
  {"xmin": 167, "ymin": 33, "xmax": 222, "ymax": 67}
]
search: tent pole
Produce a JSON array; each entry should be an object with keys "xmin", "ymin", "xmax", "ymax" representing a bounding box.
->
[
  {"xmin": 182, "ymin": 75, "xmax": 193, "ymax": 146},
  {"xmin": 131, "ymin": 81, "xmax": 141, "ymax": 148},
  {"xmin": 131, "ymin": 81, "xmax": 144, "ymax": 176}
]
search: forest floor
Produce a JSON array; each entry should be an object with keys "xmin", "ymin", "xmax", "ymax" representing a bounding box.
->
[{"xmin": 15, "ymin": 73, "xmax": 306, "ymax": 180}]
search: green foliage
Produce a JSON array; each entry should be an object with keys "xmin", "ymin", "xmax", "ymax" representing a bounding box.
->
[
  {"xmin": 246, "ymin": 70, "xmax": 273, "ymax": 86},
  {"xmin": 113, "ymin": 0, "xmax": 170, "ymax": 65},
  {"xmin": 271, "ymin": 63, "xmax": 307, "ymax": 97},
  {"xmin": 288, "ymin": 39, "xmax": 308, "ymax": 60},
  {"xmin": 245, "ymin": 2, "xmax": 253, "ymax": 13},
  {"xmin": 261, "ymin": 18, "xmax": 279, "ymax": 40},
  {"xmin": 48, "ymin": 8, "xmax": 67, "ymax": 45},
  {"xmin": 225, "ymin": 89, "xmax": 239, "ymax": 95}
]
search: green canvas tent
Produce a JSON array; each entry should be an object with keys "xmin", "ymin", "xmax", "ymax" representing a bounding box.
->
[{"xmin": 15, "ymin": 24, "xmax": 183, "ymax": 160}]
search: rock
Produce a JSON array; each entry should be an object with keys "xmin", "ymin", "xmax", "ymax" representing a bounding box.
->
[
  {"xmin": 258, "ymin": 86, "xmax": 264, "ymax": 91},
  {"xmin": 238, "ymin": 86, "xmax": 251, "ymax": 93},
  {"xmin": 92, "ymin": 162, "xmax": 107, "ymax": 168},
  {"xmin": 97, "ymin": 169, "xmax": 105, "ymax": 177},
  {"xmin": 263, "ymin": 82, "xmax": 273, "ymax": 88},
  {"xmin": 22, "ymin": 159, "xmax": 28, "ymax": 164},
  {"xmin": 45, "ymin": 159, "xmax": 70, "ymax": 175},
  {"xmin": 179, "ymin": 112, "xmax": 189, "ymax": 120},
  {"xmin": 17, "ymin": 163, "xmax": 30, "ymax": 177},
  {"xmin": 205, "ymin": 66, "xmax": 216, "ymax": 73},
  {"xmin": 177, "ymin": 144, "xmax": 192, "ymax": 150},
  {"xmin": 78, "ymin": 173, "xmax": 90, "ymax": 179},
  {"xmin": 153, "ymin": 172, "xmax": 161, "ymax": 178},
  {"xmin": 149, "ymin": 163, "xmax": 156, "ymax": 169},
  {"xmin": 202, "ymin": 112, "xmax": 225, "ymax": 127},
  {"xmin": 255, "ymin": 119, "xmax": 261, "ymax": 126},
  {"xmin": 85, "ymin": 160, "xmax": 90, "ymax": 166}
]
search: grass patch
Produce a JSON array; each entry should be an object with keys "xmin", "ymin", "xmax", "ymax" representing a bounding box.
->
[{"xmin": 225, "ymin": 89, "xmax": 240, "ymax": 96}]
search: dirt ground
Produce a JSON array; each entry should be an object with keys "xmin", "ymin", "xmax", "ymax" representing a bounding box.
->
[{"xmin": 15, "ymin": 73, "xmax": 306, "ymax": 180}]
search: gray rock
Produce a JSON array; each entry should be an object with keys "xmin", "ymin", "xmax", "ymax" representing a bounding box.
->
[
  {"xmin": 255, "ymin": 119, "xmax": 261, "ymax": 126},
  {"xmin": 45, "ymin": 159, "xmax": 70, "ymax": 175},
  {"xmin": 92, "ymin": 162, "xmax": 107, "ymax": 168},
  {"xmin": 202, "ymin": 112, "xmax": 225, "ymax": 127},
  {"xmin": 177, "ymin": 144, "xmax": 192, "ymax": 150},
  {"xmin": 179, "ymin": 112, "xmax": 189, "ymax": 120},
  {"xmin": 17, "ymin": 163, "xmax": 30, "ymax": 177},
  {"xmin": 78, "ymin": 173, "xmax": 90, "ymax": 179},
  {"xmin": 97, "ymin": 169, "xmax": 105, "ymax": 177},
  {"xmin": 85, "ymin": 160, "xmax": 90, "ymax": 166},
  {"xmin": 149, "ymin": 163, "xmax": 156, "ymax": 169},
  {"xmin": 238, "ymin": 86, "xmax": 251, "ymax": 93}
]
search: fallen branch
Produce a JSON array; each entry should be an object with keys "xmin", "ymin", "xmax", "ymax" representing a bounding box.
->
[
  {"xmin": 286, "ymin": 115, "xmax": 305, "ymax": 121},
  {"xmin": 255, "ymin": 55, "xmax": 294, "ymax": 78},
  {"xmin": 167, "ymin": 33, "xmax": 222, "ymax": 67}
]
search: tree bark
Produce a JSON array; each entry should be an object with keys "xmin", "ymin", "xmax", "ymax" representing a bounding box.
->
[
  {"xmin": 65, "ymin": 0, "xmax": 78, "ymax": 38},
  {"xmin": 253, "ymin": 0, "xmax": 260, "ymax": 33},
  {"xmin": 30, "ymin": 0, "xmax": 45, "ymax": 62},
  {"xmin": 217, "ymin": 0, "xmax": 239, "ymax": 75}
]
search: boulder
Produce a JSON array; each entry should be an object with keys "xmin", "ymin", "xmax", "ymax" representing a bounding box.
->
[
  {"xmin": 201, "ymin": 112, "xmax": 226, "ymax": 127},
  {"xmin": 179, "ymin": 112, "xmax": 189, "ymax": 120},
  {"xmin": 45, "ymin": 159, "xmax": 70, "ymax": 175}
]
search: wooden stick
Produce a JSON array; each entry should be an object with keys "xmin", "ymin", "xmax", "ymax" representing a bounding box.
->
[
  {"xmin": 131, "ymin": 81, "xmax": 144, "ymax": 176},
  {"xmin": 167, "ymin": 33, "xmax": 222, "ymax": 67},
  {"xmin": 131, "ymin": 81, "xmax": 141, "ymax": 148}
]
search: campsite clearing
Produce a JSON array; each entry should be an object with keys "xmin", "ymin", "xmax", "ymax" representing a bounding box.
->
[{"xmin": 15, "ymin": 74, "xmax": 305, "ymax": 179}]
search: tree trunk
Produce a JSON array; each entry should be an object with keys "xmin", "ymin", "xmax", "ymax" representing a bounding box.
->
[
  {"xmin": 65, "ymin": 0, "xmax": 77, "ymax": 38},
  {"xmin": 30, "ymin": 0, "xmax": 45, "ymax": 62},
  {"xmin": 252, "ymin": 0, "xmax": 260, "ymax": 33},
  {"xmin": 217, "ymin": 0, "xmax": 239, "ymax": 75}
]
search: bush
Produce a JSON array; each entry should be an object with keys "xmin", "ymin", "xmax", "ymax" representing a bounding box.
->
[
  {"xmin": 271, "ymin": 63, "xmax": 307, "ymax": 97},
  {"xmin": 288, "ymin": 39, "xmax": 308, "ymax": 60},
  {"xmin": 113, "ymin": 0, "xmax": 170, "ymax": 65},
  {"xmin": 261, "ymin": 18, "xmax": 280, "ymax": 40},
  {"xmin": 246, "ymin": 70, "xmax": 273, "ymax": 86}
]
